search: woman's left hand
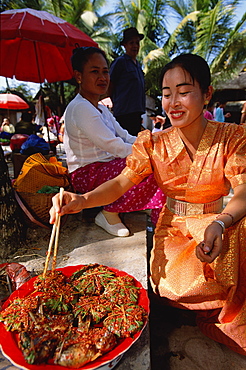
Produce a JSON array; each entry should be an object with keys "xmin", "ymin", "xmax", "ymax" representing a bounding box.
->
[{"xmin": 196, "ymin": 221, "xmax": 223, "ymax": 263}]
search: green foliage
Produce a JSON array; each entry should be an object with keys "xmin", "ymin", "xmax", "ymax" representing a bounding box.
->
[
  {"xmin": 0, "ymin": 0, "xmax": 13, "ymax": 11},
  {"xmin": 144, "ymin": 0, "xmax": 246, "ymax": 93},
  {"xmin": 4, "ymin": 0, "xmax": 44, "ymax": 10},
  {"xmin": 8, "ymin": 84, "xmax": 35, "ymax": 101},
  {"xmin": 143, "ymin": 49, "xmax": 170, "ymax": 98}
]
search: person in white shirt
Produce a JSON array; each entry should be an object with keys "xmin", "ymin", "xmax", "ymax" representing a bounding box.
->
[
  {"xmin": 63, "ymin": 46, "xmax": 165, "ymax": 237},
  {"xmin": 0, "ymin": 118, "xmax": 15, "ymax": 134}
]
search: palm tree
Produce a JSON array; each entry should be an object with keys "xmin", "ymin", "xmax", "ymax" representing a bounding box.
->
[
  {"xmin": 7, "ymin": 0, "xmax": 43, "ymax": 10},
  {"xmin": 143, "ymin": 0, "xmax": 246, "ymax": 96},
  {"xmin": 77, "ymin": 8, "xmax": 116, "ymax": 60},
  {"xmin": 209, "ymin": 12, "xmax": 246, "ymax": 86}
]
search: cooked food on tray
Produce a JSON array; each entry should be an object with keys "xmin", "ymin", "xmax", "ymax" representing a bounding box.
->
[{"xmin": 0, "ymin": 264, "xmax": 148, "ymax": 368}]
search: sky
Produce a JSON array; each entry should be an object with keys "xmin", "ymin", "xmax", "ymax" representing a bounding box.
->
[{"xmin": 1, "ymin": 1, "xmax": 245, "ymax": 96}]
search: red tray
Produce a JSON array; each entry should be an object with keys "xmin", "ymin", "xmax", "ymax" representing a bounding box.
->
[{"xmin": 0, "ymin": 265, "xmax": 149, "ymax": 370}]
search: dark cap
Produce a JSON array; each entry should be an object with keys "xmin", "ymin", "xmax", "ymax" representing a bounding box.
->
[{"xmin": 120, "ymin": 27, "xmax": 144, "ymax": 45}]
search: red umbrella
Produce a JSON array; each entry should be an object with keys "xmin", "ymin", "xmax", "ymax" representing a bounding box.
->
[
  {"xmin": 0, "ymin": 8, "xmax": 98, "ymax": 83},
  {"xmin": 0, "ymin": 93, "xmax": 29, "ymax": 110}
]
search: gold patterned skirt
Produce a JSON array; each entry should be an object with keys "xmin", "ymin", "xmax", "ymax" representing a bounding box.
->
[{"xmin": 150, "ymin": 206, "xmax": 246, "ymax": 355}]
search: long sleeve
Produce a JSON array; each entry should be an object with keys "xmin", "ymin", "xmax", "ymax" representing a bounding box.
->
[{"xmin": 64, "ymin": 94, "xmax": 136, "ymax": 172}]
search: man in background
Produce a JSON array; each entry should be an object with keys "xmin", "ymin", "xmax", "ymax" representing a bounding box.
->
[
  {"xmin": 110, "ymin": 27, "xmax": 145, "ymax": 136},
  {"xmin": 15, "ymin": 111, "xmax": 36, "ymax": 135}
]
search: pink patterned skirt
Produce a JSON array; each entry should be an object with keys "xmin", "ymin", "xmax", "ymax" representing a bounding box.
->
[{"xmin": 70, "ymin": 158, "xmax": 166, "ymax": 224}]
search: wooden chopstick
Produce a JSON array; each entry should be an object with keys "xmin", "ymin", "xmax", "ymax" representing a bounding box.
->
[
  {"xmin": 43, "ymin": 187, "xmax": 64, "ymax": 277},
  {"xmin": 51, "ymin": 187, "xmax": 64, "ymax": 271}
]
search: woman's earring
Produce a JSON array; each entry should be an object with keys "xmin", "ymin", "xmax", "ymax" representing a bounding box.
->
[{"xmin": 205, "ymin": 100, "xmax": 209, "ymax": 105}]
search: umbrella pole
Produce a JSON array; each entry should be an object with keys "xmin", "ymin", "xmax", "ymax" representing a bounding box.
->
[
  {"xmin": 40, "ymin": 93, "xmax": 55, "ymax": 155},
  {"xmin": 5, "ymin": 78, "xmax": 10, "ymax": 90}
]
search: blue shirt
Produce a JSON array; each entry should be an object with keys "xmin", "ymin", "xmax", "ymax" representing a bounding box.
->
[
  {"xmin": 215, "ymin": 107, "xmax": 225, "ymax": 122},
  {"xmin": 110, "ymin": 54, "xmax": 145, "ymax": 116}
]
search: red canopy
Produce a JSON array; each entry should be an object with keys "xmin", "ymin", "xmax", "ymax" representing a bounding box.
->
[
  {"xmin": 0, "ymin": 8, "xmax": 98, "ymax": 83},
  {"xmin": 0, "ymin": 93, "xmax": 29, "ymax": 110}
]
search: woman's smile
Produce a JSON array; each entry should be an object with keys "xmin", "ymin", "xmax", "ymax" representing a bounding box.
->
[{"xmin": 169, "ymin": 110, "xmax": 184, "ymax": 119}]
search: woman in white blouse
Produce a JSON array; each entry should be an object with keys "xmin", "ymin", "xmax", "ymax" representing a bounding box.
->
[{"xmin": 63, "ymin": 47, "xmax": 165, "ymax": 237}]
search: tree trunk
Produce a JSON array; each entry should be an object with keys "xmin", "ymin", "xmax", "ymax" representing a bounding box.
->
[{"xmin": 0, "ymin": 146, "xmax": 26, "ymax": 260}]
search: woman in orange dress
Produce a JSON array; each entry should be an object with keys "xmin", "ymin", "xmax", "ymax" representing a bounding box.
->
[{"xmin": 50, "ymin": 54, "xmax": 246, "ymax": 355}]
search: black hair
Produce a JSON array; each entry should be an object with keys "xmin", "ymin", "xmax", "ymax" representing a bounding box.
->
[
  {"xmin": 207, "ymin": 100, "xmax": 214, "ymax": 109},
  {"xmin": 21, "ymin": 111, "xmax": 33, "ymax": 122},
  {"xmin": 71, "ymin": 46, "xmax": 108, "ymax": 72},
  {"xmin": 218, "ymin": 99, "xmax": 227, "ymax": 105},
  {"xmin": 160, "ymin": 54, "xmax": 211, "ymax": 94}
]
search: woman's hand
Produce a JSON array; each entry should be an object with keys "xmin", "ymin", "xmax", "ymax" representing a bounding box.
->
[
  {"xmin": 49, "ymin": 174, "xmax": 135, "ymax": 224},
  {"xmin": 49, "ymin": 191, "xmax": 85, "ymax": 224},
  {"xmin": 196, "ymin": 221, "xmax": 223, "ymax": 263}
]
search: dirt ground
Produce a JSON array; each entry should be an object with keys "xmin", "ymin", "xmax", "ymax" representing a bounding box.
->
[{"xmin": 1, "ymin": 211, "xmax": 95, "ymax": 269}]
